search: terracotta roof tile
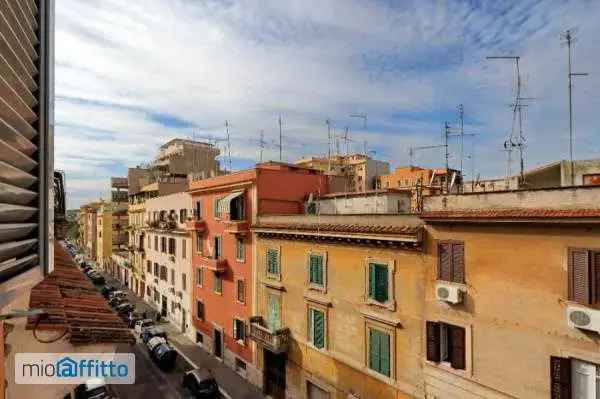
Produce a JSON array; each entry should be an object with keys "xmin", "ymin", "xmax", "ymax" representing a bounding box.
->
[
  {"xmin": 25, "ymin": 243, "xmax": 135, "ymax": 345},
  {"xmin": 422, "ymin": 208, "xmax": 600, "ymax": 219},
  {"xmin": 253, "ymin": 222, "xmax": 420, "ymax": 236}
]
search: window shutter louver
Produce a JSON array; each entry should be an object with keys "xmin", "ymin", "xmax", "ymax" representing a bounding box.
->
[
  {"xmin": 593, "ymin": 252, "xmax": 600, "ymax": 303},
  {"xmin": 369, "ymin": 329, "xmax": 380, "ymax": 371},
  {"xmin": 450, "ymin": 326, "xmax": 466, "ymax": 370},
  {"xmin": 374, "ymin": 264, "xmax": 388, "ymax": 303},
  {"xmin": 379, "ymin": 331, "xmax": 390, "ymax": 377},
  {"xmin": 313, "ymin": 309, "xmax": 324, "ymax": 349},
  {"xmin": 452, "ymin": 243, "xmax": 465, "ymax": 283},
  {"xmin": 438, "ymin": 243, "xmax": 452, "ymax": 281},
  {"xmin": 368, "ymin": 263, "xmax": 375, "ymax": 298},
  {"xmin": 568, "ymin": 249, "xmax": 590, "ymax": 304},
  {"xmin": 426, "ymin": 321, "xmax": 440, "ymax": 362},
  {"xmin": 550, "ymin": 356, "xmax": 571, "ymax": 399},
  {"xmin": 0, "ymin": 0, "xmax": 47, "ymax": 282}
]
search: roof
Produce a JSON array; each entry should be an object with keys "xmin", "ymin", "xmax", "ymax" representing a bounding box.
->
[
  {"xmin": 252, "ymin": 222, "xmax": 421, "ymax": 241},
  {"xmin": 26, "ymin": 243, "xmax": 135, "ymax": 345},
  {"xmin": 421, "ymin": 208, "xmax": 600, "ymax": 220},
  {"xmin": 321, "ymin": 188, "xmax": 411, "ymax": 199}
]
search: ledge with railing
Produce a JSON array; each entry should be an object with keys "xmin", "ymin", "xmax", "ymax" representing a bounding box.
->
[
  {"xmin": 199, "ymin": 255, "xmax": 228, "ymax": 273},
  {"xmin": 223, "ymin": 219, "xmax": 249, "ymax": 235},
  {"xmin": 249, "ymin": 316, "xmax": 290, "ymax": 354}
]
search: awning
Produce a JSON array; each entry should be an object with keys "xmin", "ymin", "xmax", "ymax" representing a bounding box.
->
[{"xmin": 218, "ymin": 190, "xmax": 244, "ymax": 215}]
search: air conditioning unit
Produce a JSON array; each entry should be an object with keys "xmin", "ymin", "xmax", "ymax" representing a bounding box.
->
[
  {"xmin": 567, "ymin": 306, "xmax": 600, "ymax": 333},
  {"xmin": 435, "ymin": 282, "xmax": 463, "ymax": 304}
]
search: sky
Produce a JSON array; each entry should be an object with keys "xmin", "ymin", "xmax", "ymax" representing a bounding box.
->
[{"xmin": 54, "ymin": 0, "xmax": 600, "ymax": 208}]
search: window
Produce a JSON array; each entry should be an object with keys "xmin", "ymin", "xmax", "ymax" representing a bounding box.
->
[
  {"xmin": 154, "ymin": 288, "xmax": 160, "ymax": 303},
  {"xmin": 568, "ymin": 248, "xmax": 600, "ymax": 305},
  {"xmin": 267, "ymin": 248, "xmax": 280, "ymax": 276},
  {"xmin": 148, "ymin": 235, "xmax": 151, "ymax": 248},
  {"xmin": 233, "ymin": 318, "xmax": 246, "ymax": 342},
  {"xmin": 237, "ymin": 279, "xmax": 245, "ymax": 303},
  {"xmin": 161, "ymin": 237, "xmax": 166, "ymax": 253},
  {"xmin": 196, "ymin": 233, "xmax": 202, "ymax": 254},
  {"xmin": 267, "ymin": 294, "xmax": 281, "ymax": 330},
  {"xmin": 213, "ymin": 197, "xmax": 222, "ymax": 218},
  {"xmin": 195, "ymin": 268, "xmax": 203, "ymax": 287},
  {"xmin": 196, "ymin": 332, "xmax": 204, "ymax": 344},
  {"xmin": 182, "ymin": 239, "xmax": 186, "ymax": 259},
  {"xmin": 171, "ymin": 300, "xmax": 176, "ymax": 312},
  {"xmin": 170, "ymin": 269, "xmax": 175, "ymax": 285},
  {"xmin": 437, "ymin": 241, "xmax": 465, "ymax": 284},
  {"xmin": 154, "ymin": 236, "xmax": 158, "ymax": 250},
  {"xmin": 367, "ymin": 262, "xmax": 389, "ymax": 304},
  {"xmin": 168, "ymin": 238, "xmax": 176, "ymax": 255},
  {"xmin": 214, "ymin": 274, "xmax": 223, "ymax": 294},
  {"xmin": 213, "ymin": 236, "xmax": 222, "ymax": 259},
  {"xmin": 182, "ymin": 273, "xmax": 187, "ymax": 291},
  {"xmin": 426, "ymin": 321, "xmax": 466, "ymax": 370},
  {"xmin": 146, "ymin": 261, "xmax": 151, "ymax": 274},
  {"xmin": 368, "ymin": 328, "xmax": 391, "ymax": 377},
  {"xmin": 308, "ymin": 308, "xmax": 325, "ymax": 349},
  {"xmin": 308, "ymin": 253, "xmax": 325, "ymax": 288},
  {"xmin": 160, "ymin": 265, "xmax": 168, "ymax": 281},
  {"xmin": 179, "ymin": 209, "xmax": 187, "ymax": 223},
  {"xmin": 146, "ymin": 286, "xmax": 151, "ymax": 297},
  {"xmin": 195, "ymin": 200, "xmax": 202, "ymax": 220},
  {"xmin": 196, "ymin": 300, "xmax": 204, "ymax": 320},
  {"xmin": 154, "ymin": 262, "xmax": 159, "ymax": 277},
  {"xmin": 551, "ymin": 357, "xmax": 600, "ymax": 397},
  {"xmin": 236, "ymin": 237, "xmax": 245, "ymax": 261}
]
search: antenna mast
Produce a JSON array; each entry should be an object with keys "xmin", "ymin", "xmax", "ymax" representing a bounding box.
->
[
  {"xmin": 326, "ymin": 118, "xmax": 332, "ymax": 171},
  {"xmin": 225, "ymin": 120, "xmax": 232, "ymax": 171},
  {"xmin": 458, "ymin": 104, "xmax": 464, "ymax": 178},
  {"xmin": 561, "ymin": 29, "xmax": 589, "ymax": 186},
  {"xmin": 278, "ymin": 115, "xmax": 283, "ymax": 162},
  {"xmin": 258, "ymin": 130, "xmax": 265, "ymax": 162}
]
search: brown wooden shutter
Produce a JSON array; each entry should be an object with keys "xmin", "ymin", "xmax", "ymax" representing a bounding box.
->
[
  {"xmin": 550, "ymin": 356, "xmax": 571, "ymax": 399},
  {"xmin": 437, "ymin": 243, "xmax": 452, "ymax": 282},
  {"xmin": 593, "ymin": 251, "xmax": 600, "ymax": 304},
  {"xmin": 426, "ymin": 321, "xmax": 440, "ymax": 362},
  {"xmin": 568, "ymin": 249, "xmax": 590, "ymax": 304},
  {"xmin": 452, "ymin": 243, "xmax": 465, "ymax": 284},
  {"xmin": 450, "ymin": 326, "xmax": 466, "ymax": 370}
]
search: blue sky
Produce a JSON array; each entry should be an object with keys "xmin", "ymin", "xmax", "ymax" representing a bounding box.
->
[{"xmin": 54, "ymin": 0, "xmax": 600, "ymax": 208}]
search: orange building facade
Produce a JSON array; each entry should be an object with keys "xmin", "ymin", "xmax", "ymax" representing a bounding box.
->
[{"xmin": 187, "ymin": 162, "xmax": 328, "ymax": 386}]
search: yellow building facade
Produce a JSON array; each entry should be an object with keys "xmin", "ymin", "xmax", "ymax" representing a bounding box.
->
[
  {"xmin": 96, "ymin": 204, "xmax": 113, "ymax": 267},
  {"xmin": 251, "ymin": 214, "xmax": 425, "ymax": 399}
]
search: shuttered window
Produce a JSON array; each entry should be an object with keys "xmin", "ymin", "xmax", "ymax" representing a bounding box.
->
[
  {"xmin": 196, "ymin": 300, "xmax": 204, "ymax": 320},
  {"xmin": 309, "ymin": 254, "xmax": 324, "ymax": 286},
  {"xmin": 426, "ymin": 321, "xmax": 466, "ymax": 370},
  {"xmin": 213, "ymin": 236, "xmax": 221, "ymax": 259},
  {"xmin": 568, "ymin": 248, "xmax": 600, "ymax": 305},
  {"xmin": 213, "ymin": 273, "xmax": 222, "ymax": 294},
  {"xmin": 368, "ymin": 328, "xmax": 390, "ymax": 377},
  {"xmin": 195, "ymin": 267, "xmax": 203, "ymax": 286},
  {"xmin": 233, "ymin": 318, "xmax": 246, "ymax": 342},
  {"xmin": 236, "ymin": 279, "xmax": 245, "ymax": 303},
  {"xmin": 308, "ymin": 308, "xmax": 325, "ymax": 349},
  {"xmin": 0, "ymin": 0, "xmax": 52, "ymax": 282},
  {"xmin": 368, "ymin": 262, "xmax": 389, "ymax": 303},
  {"xmin": 267, "ymin": 248, "xmax": 279, "ymax": 276},
  {"xmin": 235, "ymin": 237, "xmax": 244, "ymax": 261},
  {"xmin": 437, "ymin": 242, "xmax": 465, "ymax": 283}
]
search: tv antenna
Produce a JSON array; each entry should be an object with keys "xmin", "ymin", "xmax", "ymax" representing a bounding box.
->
[
  {"xmin": 224, "ymin": 120, "xmax": 232, "ymax": 171},
  {"xmin": 350, "ymin": 113, "xmax": 367, "ymax": 129},
  {"xmin": 408, "ymin": 144, "xmax": 446, "ymax": 166},
  {"xmin": 561, "ymin": 28, "xmax": 589, "ymax": 185},
  {"xmin": 278, "ymin": 115, "xmax": 283, "ymax": 162},
  {"xmin": 258, "ymin": 130, "xmax": 266, "ymax": 162}
]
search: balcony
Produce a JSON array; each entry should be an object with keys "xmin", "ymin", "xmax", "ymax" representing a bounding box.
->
[
  {"xmin": 249, "ymin": 316, "xmax": 290, "ymax": 354},
  {"xmin": 199, "ymin": 255, "xmax": 228, "ymax": 273},
  {"xmin": 185, "ymin": 219, "xmax": 206, "ymax": 232},
  {"xmin": 223, "ymin": 220, "xmax": 249, "ymax": 235}
]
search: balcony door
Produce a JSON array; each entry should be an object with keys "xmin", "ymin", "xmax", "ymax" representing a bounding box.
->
[{"xmin": 267, "ymin": 294, "xmax": 281, "ymax": 331}]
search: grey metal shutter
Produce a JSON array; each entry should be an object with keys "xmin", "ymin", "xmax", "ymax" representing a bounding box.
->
[{"xmin": 0, "ymin": 0, "xmax": 51, "ymax": 282}]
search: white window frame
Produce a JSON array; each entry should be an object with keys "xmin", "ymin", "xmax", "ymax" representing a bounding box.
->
[
  {"xmin": 365, "ymin": 321, "xmax": 395, "ymax": 381},
  {"xmin": 307, "ymin": 303, "xmax": 328, "ymax": 351},
  {"xmin": 196, "ymin": 267, "xmax": 203, "ymax": 287},
  {"xmin": 306, "ymin": 250, "xmax": 327, "ymax": 293},
  {"xmin": 364, "ymin": 257, "xmax": 396, "ymax": 311}
]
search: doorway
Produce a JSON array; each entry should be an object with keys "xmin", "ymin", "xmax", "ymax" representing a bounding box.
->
[
  {"xmin": 161, "ymin": 295, "xmax": 168, "ymax": 317},
  {"xmin": 264, "ymin": 350, "xmax": 286, "ymax": 399},
  {"xmin": 213, "ymin": 328, "xmax": 223, "ymax": 359}
]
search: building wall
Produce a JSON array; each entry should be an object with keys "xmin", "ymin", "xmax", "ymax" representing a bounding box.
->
[
  {"xmin": 316, "ymin": 192, "xmax": 411, "ymax": 215},
  {"xmin": 423, "ymin": 223, "xmax": 600, "ymax": 398},
  {"xmin": 96, "ymin": 210, "xmax": 112, "ymax": 268},
  {"xmin": 254, "ymin": 237, "xmax": 426, "ymax": 399}
]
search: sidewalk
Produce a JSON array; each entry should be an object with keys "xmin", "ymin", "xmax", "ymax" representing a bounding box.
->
[{"xmin": 102, "ymin": 271, "xmax": 265, "ymax": 399}]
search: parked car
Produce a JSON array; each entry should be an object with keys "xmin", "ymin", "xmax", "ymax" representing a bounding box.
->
[
  {"xmin": 153, "ymin": 343, "xmax": 177, "ymax": 371},
  {"xmin": 89, "ymin": 273, "xmax": 105, "ymax": 285},
  {"xmin": 134, "ymin": 319, "xmax": 154, "ymax": 334},
  {"xmin": 115, "ymin": 303, "xmax": 134, "ymax": 319},
  {"xmin": 182, "ymin": 368, "xmax": 219, "ymax": 398},
  {"xmin": 108, "ymin": 290, "xmax": 127, "ymax": 300},
  {"xmin": 101, "ymin": 285, "xmax": 117, "ymax": 298},
  {"xmin": 146, "ymin": 336, "xmax": 167, "ymax": 358},
  {"xmin": 141, "ymin": 326, "xmax": 167, "ymax": 344},
  {"xmin": 108, "ymin": 297, "xmax": 128, "ymax": 308},
  {"xmin": 127, "ymin": 311, "xmax": 145, "ymax": 328},
  {"xmin": 63, "ymin": 377, "xmax": 118, "ymax": 399}
]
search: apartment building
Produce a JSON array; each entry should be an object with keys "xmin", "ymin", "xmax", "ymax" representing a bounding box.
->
[
  {"xmin": 421, "ymin": 186, "xmax": 600, "ymax": 398},
  {"xmin": 295, "ymin": 154, "xmax": 390, "ymax": 192},
  {"xmin": 188, "ymin": 162, "xmax": 328, "ymax": 386},
  {"xmin": 252, "ymin": 214, "xmax": 424, "ymax": 399},
  {"xmin": 152, "ymin": 138, "xmax": 222, "ymax": 176},
  {"xmin": 78, "ymin": 201, "xmax": 101, "ymax": 260},
  {"xmin": 96, "ymin": 202, "xmax": 128, "ymax": 270},
  {"xmin": 143, "ymin": 192, "xmax": 194, "ymax": 340}
]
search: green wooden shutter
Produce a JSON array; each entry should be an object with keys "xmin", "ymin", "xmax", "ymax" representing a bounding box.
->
[
  {"xmin": 268, "ymin": 295, "xmax": 281, "ymax": 330},
  {"xmin": 369, "ymin": 329, "xmax": 380, "ymax": 372},
  {"xmin": 312, "ymin": 309, "xmax": 325, "ymax": 349},
  {"xmin": 374, "ymin": 264, "xmax": 388, "ymax": 303},
  {"xmin": 368, "ymin": 263, "xmax": 375, "ymax": 298},
  {"xmin": 380, "ymin": 331, "xmax": 390, "ymax": 377},
  {"xmin": 309, "ymin": 255, "xmax": 323, "ymax": 285}
]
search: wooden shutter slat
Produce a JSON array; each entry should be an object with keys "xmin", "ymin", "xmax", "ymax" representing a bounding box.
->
[
  {"xmin": 569, "ymin": 249, "xmax": 590, "ymax": 304},
  {"xmin": 438, "ymin": 243, "xmax": 452, "ymax": 281},
  {"xmin": 550, "ymin": 356, "xmax": 571, "ymax": 399},
  {"xmin": 593, "ymin": 252, "xmax": 600, "ymax": 303},
  {"xmin": 369, "ymin": 329, "xmax": 380, "ymax": 371},
  {"xmin": 450, "ymin": 326, "xmax": 466, "ymax": 370},
  {"xmin": 426, "ymin": 321, "xmax": 440, "ymax": 362},
  {"xmin": 380, "ymin": 331, "xmax": 390, "ymax": 377},
  {"xmin": 0, "ymin": 0, "xmax": 38, "ymax": 61},
  {"xmin": 452, "ymin": 243, "xmax": 465, "ymax": 284},
  {"xmin": 0, "ymin": 9, "xmax": 36, "ymax": 74}
]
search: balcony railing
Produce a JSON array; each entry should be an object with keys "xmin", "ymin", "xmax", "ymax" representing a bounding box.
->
[
  {"xmin": 249, "ymin": 316, "xmax": 290, "ymax": 354},
  {"xmin": 199, "ymin": 255, "xmax": 228, "ymax": 273},
  {"xmin": 185, "ymin": 218, "xmax": 206, "ymax": 232},
  {"xmin": 223, "ymin": 220, "xmax": 249, "ymax": 235}
]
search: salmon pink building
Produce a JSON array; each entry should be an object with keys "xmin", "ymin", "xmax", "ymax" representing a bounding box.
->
[{"xmin": 187, "ymin": 162, "xmax": 328, "ymax": 386}]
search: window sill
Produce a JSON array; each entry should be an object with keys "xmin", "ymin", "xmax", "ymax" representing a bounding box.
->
[
  {"xmin": 263, "ymin": 280, "xmax": 285, "ymax": 291},
  {"xmin": 213, "ymin": 291, "xmax": 223, "ymax": 296},
  {"xmin": 423, "ymin": 360, "xmax": 469, "ymax": 378},
  {"xmin": 365, "ymin": 298, "xmax": 396, "ymax": 312},
  {"xmin": 307, "ymin": 284, "xmax": 326, "ymax": 293},
  {"xmin": 265, "ymin": 273, "xmax": 281, "ymax": 282},
  {"xmin": 306, "ymin": 342, "xmax": 328, "ymax": 354}
]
